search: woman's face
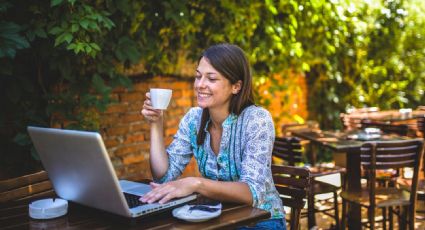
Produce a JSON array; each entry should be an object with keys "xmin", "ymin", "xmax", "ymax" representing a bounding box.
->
[{"xmin": 194, "ymin": 57, "xmax": 241, "ymax": 111}]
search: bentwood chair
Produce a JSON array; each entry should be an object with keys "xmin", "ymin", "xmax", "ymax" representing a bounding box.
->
[
  {"xmin": 340, "ymin": 139, "xmax": 424, "ymax": 230},
  {"xmin": 272, "ymin": 164, "xmax": 310, "ymax": 230},
  {"xmin": 272, "ymin": 137, "xmax": 344, "ymax": 229},
  {"xmin": 0, "ymin": 170, "xmax": 54, "ymax": 203}
]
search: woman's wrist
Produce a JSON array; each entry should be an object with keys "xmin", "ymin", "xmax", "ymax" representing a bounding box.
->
[
  {"xmin": 150, "ymin": 117, "xmax": 163, "ymax": 127},
  {"xmin": 189, "ymin": 177, "xmax": 203, "ymax": 193}
]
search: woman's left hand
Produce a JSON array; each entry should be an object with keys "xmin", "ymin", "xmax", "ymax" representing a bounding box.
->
[{"xmin": 140, "ymin": 177, "xmax": 200, "ymax": 204}]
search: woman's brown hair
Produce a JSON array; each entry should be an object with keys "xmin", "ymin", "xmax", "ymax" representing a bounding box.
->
[{"xmin": 197, "ymin": 43, "xmax": 255, "ymax": 146}]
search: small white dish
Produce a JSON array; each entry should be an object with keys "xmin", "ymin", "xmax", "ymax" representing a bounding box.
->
[
  {"xmin": 357, "ymin": 133, "xmax": 381, "ymax": 140},
  {"xmin": 347, "ymin": 133, "xmax": 381, "ymax": 141},
  {"xmin": 172, "ymin": 203, "xmax": 222, "ymax": 222},
  {"xmin": 29, "ymin": 198, "xmax": 68, "ymax": 219},
  {"xmin": 364, "ymin": 127, "xmax": 381, "ymax": 134}
]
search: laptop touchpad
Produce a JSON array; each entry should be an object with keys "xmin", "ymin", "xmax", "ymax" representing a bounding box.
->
[{"xmin": 119, "ymin": 180, "xmax": 152, "ymax": 196}]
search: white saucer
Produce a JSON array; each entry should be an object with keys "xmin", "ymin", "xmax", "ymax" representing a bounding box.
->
[{"xmin": 172, "ymin": 204, "xmax": 222, "ymax": 222}]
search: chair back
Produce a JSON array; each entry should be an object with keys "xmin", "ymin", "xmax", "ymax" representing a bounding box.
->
[
  {"xmin": 340, "ymin": 113, "xmax": 363, "ymax": 130},
  {"xmin": 273, "ymin": 137, "xmax": 303, "ymax": 166},
  {"xmin": 0, "ymin": 170, "xmax": 54, "ymax": 202},
  {"xmin": 272, "ymin": 164, "xmax": 310, "ymax": 230},
  {"xmin": 361, "ymin": 120, "xmax": 409, "ymax": 136},
  {"xmin": 360, "ymin": 139, "xmax": 424, "ymax": 207},
  {"xmin": 418, "ymin": 115, "xmax": 425, "ymax": 137}
]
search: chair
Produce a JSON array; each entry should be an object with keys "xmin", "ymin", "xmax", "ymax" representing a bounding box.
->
[
  {"xmin": 418, "ymin": 115, "xmax": 425, "ymax": 137},
  {"xmin": 398, "ymin": 116, "xmax": 425, "ymax": 218},
  {"xmin": 281, "ymin": 121, "xmax": 319, "ymax": 137},
  {"xmin": 273, "ymin": 136, "xmax": 345, "ymax": 229},
  {"xmin": 272, "ymin": 164, "xmax": 310, "ymax": 230},
  {"xmin": 361, "ymin": 119, "xmax": 409, "ymax": 136},
  {"xmin": 0, "ymin": 170, "xmax": 54, "ymax": 203},
  {"xmin": 340, "ymin": 113, "xmax": 363, "ymax": 131},
  {"xmin": 340, "ymin": 139, "xmax": 424, "ymax": 230}
]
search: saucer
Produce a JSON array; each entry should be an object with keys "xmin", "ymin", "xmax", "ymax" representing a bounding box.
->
[{"xmin": 172, "ymin": 203, "xmax": 222, "ymax": 222}]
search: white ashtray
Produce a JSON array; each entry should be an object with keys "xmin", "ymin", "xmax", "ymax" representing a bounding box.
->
[{"xmin": 29, "ymin": 198, "xmax": 68, "ymax": 219}]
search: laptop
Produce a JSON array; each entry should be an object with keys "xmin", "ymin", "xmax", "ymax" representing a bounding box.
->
[{"xmin": 27, "ymin": 126, "xmax": 197, "ymax": 218}]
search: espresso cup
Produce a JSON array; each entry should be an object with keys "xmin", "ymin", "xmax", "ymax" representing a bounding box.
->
[{"xmin": 150, "ymin": 88, "xmax": 172, "ymax": 110}]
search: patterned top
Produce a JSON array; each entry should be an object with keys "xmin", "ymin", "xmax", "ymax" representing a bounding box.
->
[{"xmin": 158, "ymin": 105, "xmax": 284, "ymax": 219}]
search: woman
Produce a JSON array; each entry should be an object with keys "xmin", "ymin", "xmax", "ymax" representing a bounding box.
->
[{"xmin": 140, "ymin": 43, "xmax": 285, "ymax": 229}]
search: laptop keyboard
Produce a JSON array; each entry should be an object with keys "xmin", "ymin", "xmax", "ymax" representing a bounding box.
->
[{"xmin": 123, "ymin": 192, "xmax": 145, "ymax": 208}]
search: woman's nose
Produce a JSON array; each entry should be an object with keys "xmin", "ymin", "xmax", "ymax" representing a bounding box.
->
[{"xmin": 196, "ymin": 76, "xmax": 206, "ymax": 88}]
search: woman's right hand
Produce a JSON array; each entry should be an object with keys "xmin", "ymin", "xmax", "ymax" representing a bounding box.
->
[{"xmin": 141, "ymin": 92, "xmax": 162, "ymax": 123}]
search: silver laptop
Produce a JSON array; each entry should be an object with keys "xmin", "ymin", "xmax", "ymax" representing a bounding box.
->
[{"xmin": 27, "ymin": 126, "xmax": 197, "ymax": 218}]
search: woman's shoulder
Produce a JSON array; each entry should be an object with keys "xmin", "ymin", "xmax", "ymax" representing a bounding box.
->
[
  {"xmin": 181, "ymin": 107, "xmax": 203, "ymax": 123},
  {"xmin": 240, "ymin": 105, "xmax": 272, "ymax": 120}
]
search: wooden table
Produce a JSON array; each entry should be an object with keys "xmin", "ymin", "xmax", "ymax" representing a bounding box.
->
[
  {"xmin": 292, "ymin": 129, "xmax": 411, "ymax": 230},
  {"xmin": 0, "ymin": 198, "xmax": 270, "ymax": 229}
]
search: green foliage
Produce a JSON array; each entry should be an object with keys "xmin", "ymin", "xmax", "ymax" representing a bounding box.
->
[
  {"xmin": 0, "ymin": 21, "xmax": 30, "ymax": 58},
  {"xmin": 1, "ymin": 0, "xmax": 425, "ymax": 175},
  {"xmin": 305, "ymin": 0, "xmax": 425, "ymax": 129},
  {"xmin": 0, "ymin": 0, "xmax": 138, "ymax": 176}
]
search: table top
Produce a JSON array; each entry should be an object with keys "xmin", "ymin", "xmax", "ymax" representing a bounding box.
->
[{"xmin": 0, "ymin": 198, "xmax": 270, "ymax": 230}]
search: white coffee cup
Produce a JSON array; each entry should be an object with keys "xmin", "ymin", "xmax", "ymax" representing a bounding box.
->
[{"xmin": 150, "ymin": 88, "xmax": 172, "ymax": 110}]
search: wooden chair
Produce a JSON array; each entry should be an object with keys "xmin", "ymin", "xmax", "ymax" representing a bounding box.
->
[
  {"xmin": 273, "ymin": 137, "xmax": 345, "ymax": 229},
  {"xmin": 418, "ymin": 115, "xmax": 425, "ymax": 137},
  {"xmin": 398, "ymin": 116, "xmax": 425, "ymax": 218},
  {"xmin": 340, "ymin": 139, "xmax": 424, "ymax": 230},
  {"xmin": 281, "ymin": 121, "xmax": 319, "ymax": 137},
  {"xmin": 340, "ymin": 113, "xmax": 363, "ymax": 131},
  {"xmin": 361, "ymin": 119, "xmax": 409, "ymax": 136},
  {"xmin": 0, "ymin": 170, "xmax": 55, "ymax": 203},
  {"xmin": 272, "ymin": 164, "xmax": 310, "ymax": 230}
]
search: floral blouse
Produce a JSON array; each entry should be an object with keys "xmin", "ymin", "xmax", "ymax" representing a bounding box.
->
[{"xmin": 157, "ymin": 105, "xmax": 284, "ymax": 219}]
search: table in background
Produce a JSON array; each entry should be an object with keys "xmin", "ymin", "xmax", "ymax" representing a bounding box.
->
[
  {"xmin": 0, "ymin": 198, "xmax": 270, "ymax": 230},
  {"xmin": 292, "ymin": 129, "xmax": 411, "ymax": 230}
]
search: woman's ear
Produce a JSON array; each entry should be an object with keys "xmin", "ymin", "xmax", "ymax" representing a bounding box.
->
[{"xmin": 232, "ymin": 80, "xmax": 242, "ymax": 94}]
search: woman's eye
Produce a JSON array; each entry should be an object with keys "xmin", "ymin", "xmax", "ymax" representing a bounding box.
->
[{"xmin": 195, "ymin": 75, "xmax": 201, "ymax": 80}]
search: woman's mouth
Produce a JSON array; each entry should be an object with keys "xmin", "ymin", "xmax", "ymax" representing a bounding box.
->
[{"xmin": 197, "ymin": 92, "xmax": 211, "ymax": 98}]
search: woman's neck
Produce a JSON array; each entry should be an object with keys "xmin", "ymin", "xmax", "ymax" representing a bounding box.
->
[{"xmin": 208, "ymin": 108, "xmax": 230, "ymax": 130}]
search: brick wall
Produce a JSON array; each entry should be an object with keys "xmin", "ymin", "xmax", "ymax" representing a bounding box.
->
[{"xmin": 100, "ymin": 76, "xmax": 200, "ymax": 181}]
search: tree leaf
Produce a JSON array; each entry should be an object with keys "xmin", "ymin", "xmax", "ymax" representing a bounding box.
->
[
  {"xmin": 48, "ymin": 26, "xmax": 63, "ymax": 35},
  {"xmin": 50, "ymin": 0, "xmax": 64, "ymax": 7},
  {"xmin": 79, "ymin": 19, "xmax": 89, "ymax": 29}
]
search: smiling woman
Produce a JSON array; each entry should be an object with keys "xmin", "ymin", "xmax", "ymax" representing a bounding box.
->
[{"xmin": 140, "ymin": 43, "xmax": 286, "ymax": 229}]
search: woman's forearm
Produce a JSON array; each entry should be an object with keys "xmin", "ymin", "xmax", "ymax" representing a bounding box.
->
[
  {"xmin": 194, "ymin": 177, "xmax": 253, "ymax": 205},
  {"xmin": 149, "ymin": 119, "xmax": 169, "ymax": 180}
]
